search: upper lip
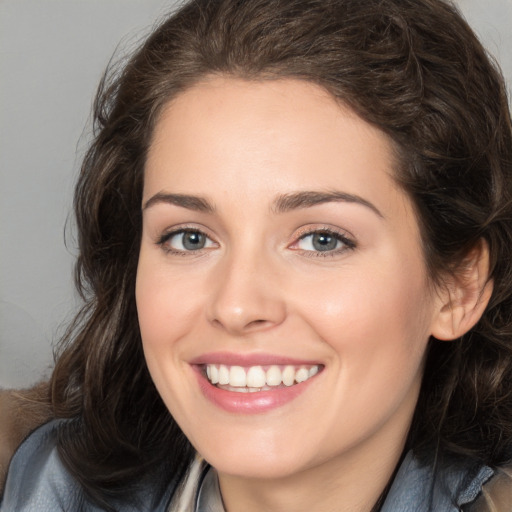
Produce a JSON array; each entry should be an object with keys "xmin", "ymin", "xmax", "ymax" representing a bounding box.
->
[{"xmin": 189, "ymin": 351, "xmax": 322, "ymax": 367}]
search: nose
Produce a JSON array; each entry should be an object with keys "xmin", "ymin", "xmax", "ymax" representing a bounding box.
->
[{"xmin": 206, "ymin": 249, "xmax": 286, "ymax": 336}]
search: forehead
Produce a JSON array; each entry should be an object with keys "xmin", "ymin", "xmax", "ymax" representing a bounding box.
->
[{"xmin": 144, "ymin": 77, "xmax": 409, "ymax": 219}]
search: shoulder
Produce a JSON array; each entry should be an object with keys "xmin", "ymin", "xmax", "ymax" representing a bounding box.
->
[
  {"xmin": 382, "ymin": 449, "xmax": 498, "ymax": 511},
  {"xmin": 0, "ymin": 385, "xmax": 53, "ymax": 494},
  {"xmin": 0, "ymin": 419, "xmax": 181, "ymax": 512},
  {"xmin": 0, "ymin": 419, "xmax": 94, "ymax": 511},
  {"xmin": 466, "ymin": 464, "xmax": 512, "ymax": 511}
]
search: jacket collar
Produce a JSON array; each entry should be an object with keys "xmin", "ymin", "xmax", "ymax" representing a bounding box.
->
[
  {"xmin": 380, "ymin": 450, "xmax": 494, "ymax": 511},
  {"xmin": 188, "ymin": 450, "xmax": 495, "ymax": 512}
]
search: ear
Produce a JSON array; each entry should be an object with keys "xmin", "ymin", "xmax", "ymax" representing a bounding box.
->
[{"xmin": 431, "ymin": 239, "xmax": 493, "ymax": 341}]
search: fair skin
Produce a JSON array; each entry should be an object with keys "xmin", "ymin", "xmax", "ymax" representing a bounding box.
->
[{"xmin": 136, "ymin": 77, "xmax": 489, "ymax": 512}]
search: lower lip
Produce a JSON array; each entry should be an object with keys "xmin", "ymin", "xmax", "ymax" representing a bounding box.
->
[{"xmin": 194, "ymin": 368, "xmax": 317, "ymax": 414}]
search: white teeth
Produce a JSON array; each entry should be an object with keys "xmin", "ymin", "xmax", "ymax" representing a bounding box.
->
[
  {"xmin": 205, "ymin": 363, "xmax": 321, "ymax": 390},
  {"xmin": 229, "ymin": 366, "xmax": 246, "ymax": 387},
  {"xmin": 266, "ymin": 365, "xmax": 282, "ymax": 386},
  {"xmin": 247, "ymin": 366, "xmax": 266, "ymax": 387},
  {"xmin": 282, "ymin": 365, "xmax": 295, "ymax": 386},
  {"xmin": 295, "ymin": 368, "xmax": 309, "ymax": 383},
  {"xmin": 208, "ymin": 365, "xmax": 219, "ymax": 384},
  {"xmin": 218, "ymin": 365, "xmax": 230, "ymax": 385}
]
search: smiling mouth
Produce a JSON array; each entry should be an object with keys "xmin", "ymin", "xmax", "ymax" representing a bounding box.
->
[{"xmin": 203, "ymin": 364, "xmax": 322, "ymax": 393}]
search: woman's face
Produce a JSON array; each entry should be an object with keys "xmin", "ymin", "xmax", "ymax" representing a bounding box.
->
[{"xmin": 136, "ymin": 77, "xmax": 443, "ymax": 480}]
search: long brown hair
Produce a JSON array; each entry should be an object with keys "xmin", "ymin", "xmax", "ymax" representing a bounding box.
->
[{"xmin": 49, "ymin": 0, "xmax": 512, "ymax": 508}]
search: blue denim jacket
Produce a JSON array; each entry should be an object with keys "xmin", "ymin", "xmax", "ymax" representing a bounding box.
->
[{"xmin": 0, "ymin": 420, "xmax": 495, "ymax": 511}]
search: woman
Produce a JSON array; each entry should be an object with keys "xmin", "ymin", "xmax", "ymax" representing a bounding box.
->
[{"xmin": 2, "ymin": 0, "xmax": 512, "ymax": 510}]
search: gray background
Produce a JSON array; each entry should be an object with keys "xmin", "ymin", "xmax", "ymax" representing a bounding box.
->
[{"xmin": 1, "ymin": 0, "xmax": 511, "ymax": 389}]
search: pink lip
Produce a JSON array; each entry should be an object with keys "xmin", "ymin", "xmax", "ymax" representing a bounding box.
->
[
  {"xmin": 190, "ymin": 353, "xmax": 322, "ymax": 414},
  {"xmin": 189, "ymin": 351, "xmax": 320, "ymax": 367}
]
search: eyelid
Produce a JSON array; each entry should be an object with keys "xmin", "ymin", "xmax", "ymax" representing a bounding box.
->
[
  {"xmin": 156, "ymin": 222, "xmax": 215, "ymax": 241},
  {"xmin": 156, "ymin": 224, "xmax": 219, "ymax": 254},
  {"xmin": 289, "ymin": 225, "xmax": 356, "ymax": 255}
]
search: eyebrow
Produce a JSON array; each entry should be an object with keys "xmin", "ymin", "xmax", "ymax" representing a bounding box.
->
[
  {"xmin": 143, "ymin": 192, "xmax": 215, "ymax": 213},
  {"xmin": 142, "ymin": 189, "xmax": 382, "ymax": 218},
  {"xmin": 272, "ymin": 190, "xmax": 383, "ymax": 217}
]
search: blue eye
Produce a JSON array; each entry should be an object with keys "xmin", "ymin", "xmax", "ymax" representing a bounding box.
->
[
  {"xmin": 159, "ymin": 230, "xmax": 215, "ymax": 252},
  {"xmin": 295, "ymin": 230, "xmax": 355, "ymax": 254}
]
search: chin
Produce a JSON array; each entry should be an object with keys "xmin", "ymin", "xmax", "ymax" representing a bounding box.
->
[
  {"xmin": 210, "ymin": 454, "xmax": 305, "ymax": 480},
  {"xmin": 198, "ymin": 436, "xmax": 315, "ymax": 480}
]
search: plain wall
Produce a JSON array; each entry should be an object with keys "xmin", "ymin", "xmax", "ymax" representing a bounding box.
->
[{"xmin": 1, "ymin": 0, "xmax": 511, "ymax": 388}]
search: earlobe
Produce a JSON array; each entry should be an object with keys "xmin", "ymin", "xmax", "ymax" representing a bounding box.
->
[{"xmin": 431, "ymin": 240, "xmax": 493, "ymax": 341}]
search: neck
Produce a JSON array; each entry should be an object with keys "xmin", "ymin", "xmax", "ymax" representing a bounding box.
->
[{"xmin": 217, "ymin": 429, "xmax": 407, "ymax": 512}]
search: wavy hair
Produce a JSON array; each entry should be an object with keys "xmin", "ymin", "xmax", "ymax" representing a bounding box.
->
[{"xmin": 48, "ymin": 0, "xmax": 512, "ymax": 508}]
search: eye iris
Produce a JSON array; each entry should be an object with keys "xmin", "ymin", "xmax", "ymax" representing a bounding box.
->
[
  {"xmin": 312, "ymin": 233, "xmax": 338, "ymax": 251},
  {"xmin": 182, "ymin": 231, "xmax": 205, "ymax": 250}
]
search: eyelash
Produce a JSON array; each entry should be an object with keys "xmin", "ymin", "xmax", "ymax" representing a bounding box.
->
[
  {"xmin": 157, "ymin": 227, "xmax": 217, "ymax": 256},
  {"xmin": 156, "ymin": 226, "xmax": 356, "ymax": 257},
  {"xmin": 291, "ymin": 227, "xmax": 356, "ymax": 258}
]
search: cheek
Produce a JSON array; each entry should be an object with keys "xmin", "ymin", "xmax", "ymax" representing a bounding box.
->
[
  {"xmin": 293, "ymin": 257, "xmax": 434, "ymax": 370},
  {"xmin": 299, "ymin": 265, "xmax": 433, "ymax": 433},
  {"xmin": 135, "ymin": 254, "xmax": 201, "ymax": 412},
  {"xmin": 136, "ymin": 254, "xmax": 203, "ymax": 349},
  {"xmin": 136, "ymin": 269, "xmax": 170, "ymax": 386}
]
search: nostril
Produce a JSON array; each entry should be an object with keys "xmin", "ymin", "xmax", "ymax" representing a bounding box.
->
[
  {"xmin": 247, "ymin": 319, "xmax": 268, "ymax": 328},
  {"xmin": 211, "ymin": 319, "xmax": 224, "ymax": 329}
]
